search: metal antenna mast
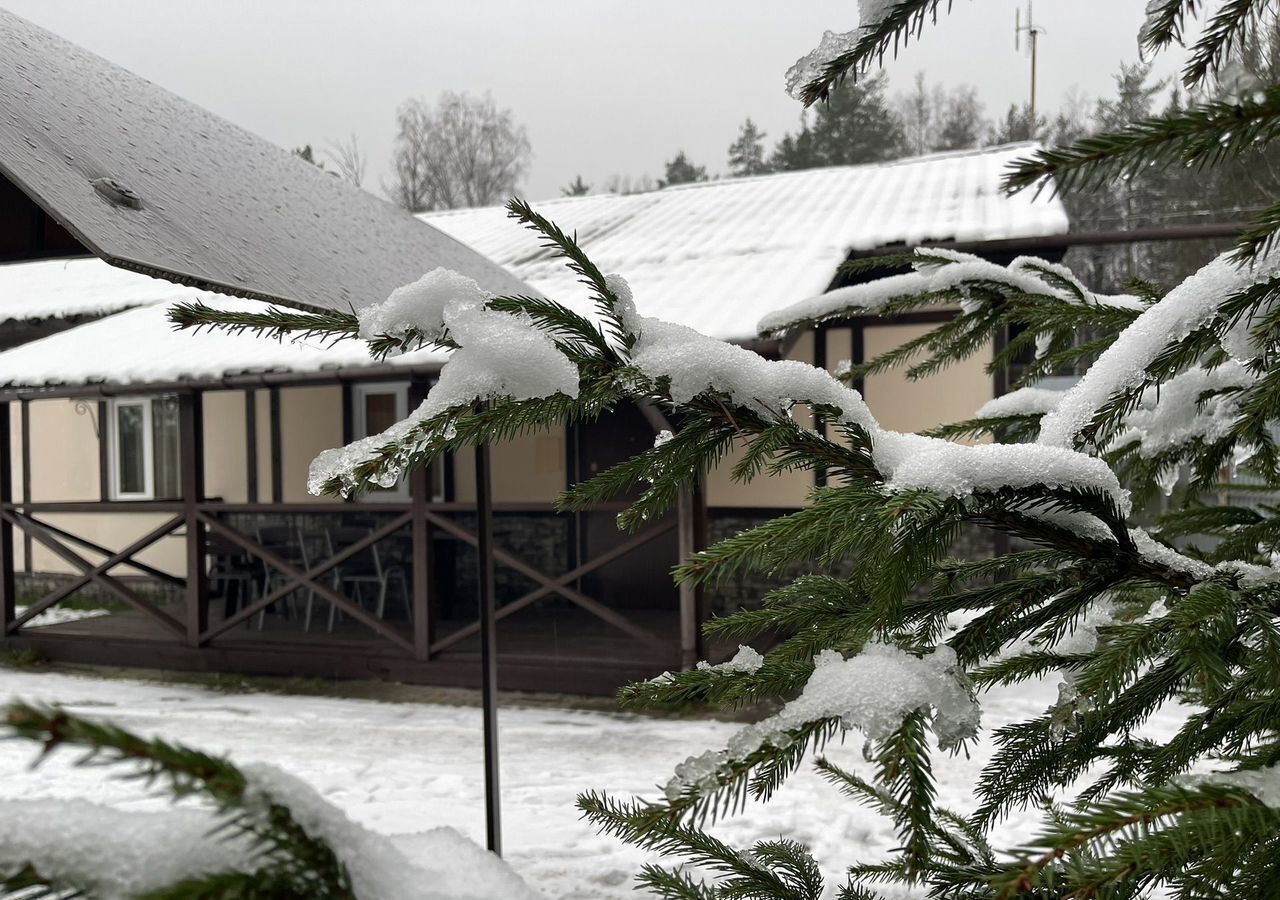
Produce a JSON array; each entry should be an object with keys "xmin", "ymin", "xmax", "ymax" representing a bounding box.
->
[{"xmin": 1015, "ymin": 1, "xmax": 1046, "ymax": 123}]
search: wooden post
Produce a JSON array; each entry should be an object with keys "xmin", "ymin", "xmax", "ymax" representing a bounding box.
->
[
  {"xmin": 243, "ymin": 389, "xmax": 258, "ymax": 503},
  {"xmin": 409, "ymin": 379, "xmax": 433, "ymax": 660},
  {"xmin": 19, "ymin": 398, "xmax": 31, "ymax": 573},
  {"xmin": 677, "ymin": 485, "xmax": 706, "ymax": 670},
  {"xmin": 0, "ymin": 402, "xmax": 14, "ymax": 633},
  {"xmin": 269, "ymin": 386, "xmax": 283, "ymax": 503},
  {"xmin": 180, "ymin": 391, "xmax": 207, "ymax": 646},
  {"xmin": 475, "ymin": 436, "xmax": 502, "ymax": 856},
  {"xmin": 813, "ymin": 324, "xmax": 828, "ymax": 487},
  {"xmin": 97, "ymin": 399, "xmax": 110, "ymax": 500}
]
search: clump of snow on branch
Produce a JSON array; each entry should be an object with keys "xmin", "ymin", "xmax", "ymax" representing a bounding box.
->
[
  {"xmin": 1039, "ymin": 249, "xmax": 1280, "ymax": 449},
  {"xmin": 355, "ymin": 267, "xmax": 489, "ymax": 347},
  {"xmin": 758, "ymin": 249, "xmax": 1143, "ymax": 335},
  {"xmin": 784, "ymin": 29, "xmax": 858, "ymax": 101},
  {"xmin": 1109, "ymin": 362, "xmax": 1253, "ymax": 458},
  {"xmin": 974, "ymin": 387, "xmax": 1066, "ymax": 420},
  {"xmin": 309, "ymin": 271, "xmax": 579, "ymax": 495},
  {"xmin": 884, "ymin": 441, "xmax": 1132, "ymax": 512},
  {"xmin": 665, "ymin": 643, "xmax": 979, "ymax": 799},
  {"xmin": 0, "ymin": 801, "xmax": 254, "ymax": 898},
  {"xmin": 1217, "ymin": 560, "xmax": 1280, "ymax": 589},
  {"xmin": 630, "ymin": 305, "xmax": 1133, "ymax": 506},
  {"xmin": 1130, "ymin": 529, "xmax": 1213, "ymax": 580},
  {"xmin": 1137, "ymin": 0, "xmax": 1166, "ymax": 50},
  {"xmin": 782, "ymin": 0, "xmax": 904, "ymax": 99},
  {"xmin": 1186, "ymin": 766, "xmax": 1280, "ymax": 807},
  {"xmin": 697, "ymin": 645, "xmax": 765, "ymax": 674},
  {"xmin": 243, "ymin": 763, "xmax": 534, "ymax": 900}
]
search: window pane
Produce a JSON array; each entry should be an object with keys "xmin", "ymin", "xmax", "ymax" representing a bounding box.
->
[
  {"xmin": 363, "ymin": 392, "xmax": 398, "ymax": 436},
  {"xmin": 152, "ymin": 396, "xmax": 181, "ymax": 499},
  {"xmin": 115, "ymin": 404, "xmax": 146, "ymax": 495}
]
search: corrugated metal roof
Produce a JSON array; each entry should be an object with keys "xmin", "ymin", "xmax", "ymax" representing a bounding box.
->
[
  {"xmin": 0, "ymin": 8, "xmax": 529, "ymax": 313},
  {"xmin": 423, "ymin": 145, "xmax": 1069, "ymax": 340},
  {"xmin": 0, "ymin": 298, "xmax": 446, "ymax": 391}
]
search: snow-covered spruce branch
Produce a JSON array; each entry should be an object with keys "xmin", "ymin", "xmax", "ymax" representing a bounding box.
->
[
  {"xmin": 761, "ymin": 248, "xmax": 1148, "ymax": 389},
  {"xmin": 0, "ymin": 704, "xmax": 532, "ymax": 900},
  {"xmin": 785, "ymin": 1, "xmax": 948, "ymax": 107},
  {"xmin": 172, "ymin": 196, "xmax": 1280, "ymax": 895},
  {"xmin": 1, "ymin": 702, "xmax": 355, "ymax": 899}
]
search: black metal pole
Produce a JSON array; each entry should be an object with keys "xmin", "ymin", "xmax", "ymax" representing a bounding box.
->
[{"xmin": 474, "ymin": 437, "xmax": 502, "ymax": 856}]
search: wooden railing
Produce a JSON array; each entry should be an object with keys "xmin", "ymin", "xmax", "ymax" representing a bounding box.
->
[{"xmin": 0, "ymin": 498, "xmax": 679, "ymax": 664}]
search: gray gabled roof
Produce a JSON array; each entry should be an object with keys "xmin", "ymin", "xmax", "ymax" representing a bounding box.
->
[{"xmin": 0, "ymin": 8, "xmax": 531, "ymax": 312}]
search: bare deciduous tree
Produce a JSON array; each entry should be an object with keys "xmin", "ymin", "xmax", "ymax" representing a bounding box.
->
[
  {"xmin": 386, "ymin": 91, "xmax": 532, "ymax": 212},
  {"xmin": 325, "ymin": 133, "xmax": 367, "ymax": 188}
]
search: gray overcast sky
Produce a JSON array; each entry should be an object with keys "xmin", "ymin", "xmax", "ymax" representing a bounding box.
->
[{"xmin": 3, "ymin": 1, "xmax": 1185, "ymax": 202}]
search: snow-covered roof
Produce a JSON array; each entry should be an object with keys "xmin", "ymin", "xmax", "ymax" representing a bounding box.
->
[
  {"xmin": 0, "ymin": 9, "xmax": 529, "ymax": 313},
  {"xmin": 0, "ymin": 299, "xmax": 447, "ymax": 392},
  {"xmin": 422, "ymin": 144, "xmax": 1069, "ymax": 341},
  {"xmin": 0, "ymin": 256, "xmax": 214, "ymax": 324}
]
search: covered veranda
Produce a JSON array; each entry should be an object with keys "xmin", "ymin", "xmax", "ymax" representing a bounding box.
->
[{"xmin": 0, "ymin": 303, "xmax": 711, "ymax": 696}]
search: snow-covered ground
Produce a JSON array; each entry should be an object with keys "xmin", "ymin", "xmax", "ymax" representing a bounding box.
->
[{"xmin": 0, "ymin": 667, "xmax": 1190, "ymax": 898}]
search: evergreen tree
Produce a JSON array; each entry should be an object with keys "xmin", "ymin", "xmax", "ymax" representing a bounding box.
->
[
  {"xmin": 772, "ymin": 73, "xmax": 907, "ymax": 170},
  {"xmin": 658, "ymin": 151, "xmax": 709, "ymax": 188},
  {"xmin": 988, "ymin": 102, "xmax": 1047, "ymax": 144},
  {"xmin": 561, "ymin": 174, "xmax": 591, "ymax": 196},
  {"xmin": 26, "ymin": 2, "xmax": 1280, "ymax": 897},
  {"xmin": 727, "ymin": 118, "xmax": 771, "ymax": 176}
]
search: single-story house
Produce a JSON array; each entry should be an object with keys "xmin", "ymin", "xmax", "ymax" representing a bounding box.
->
[
  {"xmin": 0, "ymin": 144, "xmax": 1070, "ymax": 692},
  {"xmin": 0, "ymin": 8, "xmax": 1073, "ymax": 693}
]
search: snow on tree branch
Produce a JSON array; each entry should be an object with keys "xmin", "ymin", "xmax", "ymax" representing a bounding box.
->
[{"xmin": 664, "ymin": 643, "xmax": 978, "ymax": 801}]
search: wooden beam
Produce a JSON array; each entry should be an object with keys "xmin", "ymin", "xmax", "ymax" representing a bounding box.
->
[
  {"xmin": 677, "ymin": 487, "xmax": 706, "ymax": 670},
  {"xmin": 0, "ymin": 402, "xmax": 13, "ymax": 633},
  {"xmin": 813, "ymin": 324, "xmax": 828, "ymax": 487},
  {"xmin": 269, "ymin": 387, "xmax": 283, "ymax": 503},
  {"xmin": 20, "ymin": 515, "xmax": 184, "ymax": 586},
  {"xmin": 180, "ymin": 391, "xmax": 207, "ymax": 647},
  {"xmin": 199, "ymin": 513, "xmax": 415, "ymax": 653},
  {"xmin": 6, "ymin": 510, "xmax": 184, "ymax": 636},
  {"xmin": 429, "ymin": 518, "xmax": 676, "ymax": 655},
  {"xmin": 243, "ymin": 388, "xmax": 258, "ymax": 503},
  {"xmin": 846, "ymin": 221, "xmax": 1254, "ymax": 260},
  {"xmin": 6, "ymin": 515, "xmax": 183, "ymax": 631},
  {"xmin": 97, "ymin": 399, "xmax": 109, "ymax": 500},
  {"xmin": 426, "ymin": 510, "xmax": 668, "ymax": 650},
  {"xmin": 19, "ymin": 398, "xmax": 30, "ymax": 574},
  {"xmin": 409, "ymin": 378, "xmax": 433, "ymax": 660}
]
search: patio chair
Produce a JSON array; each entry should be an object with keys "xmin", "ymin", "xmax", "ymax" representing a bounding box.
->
[
  {"xmin": 206, "ymin": 532, "xmax": 256, "ymax": 618},
  {"xmin": 254, "ymin": 524, "xmax": 310, "ymax": 630},
  {"xmin": 325, "ymin": 525, "xmax": 410, "ymax": 631}
]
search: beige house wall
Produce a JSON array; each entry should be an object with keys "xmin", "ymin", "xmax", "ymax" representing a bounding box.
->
[
  {"xmin": 863, "ymin": 323, "xmax": 994, "ymax": 434},
  {"xmin": 22, "ymin": 397, "xmax": 185, "ymax": 577},
  {"xmin": 279, "ymin": 386, "xmax": 343, "ymax": 503},
  {"xmin": 452, "ymin": 428, "xmax": 567, "ymax": 504},
  {"xmin": 204, "ymin": 390, "xmax": 247, "ymax": 503},
  {"xmin": 705, "ymin": 331, "xmax": 815, "ymax": 509},
  {"xmin": 13, "ymin": 319, "xmax": 992, "ymax": 579}
]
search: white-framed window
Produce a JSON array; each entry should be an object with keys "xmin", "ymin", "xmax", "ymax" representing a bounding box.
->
[
  {"xmin": 353, "ymin": 382, "xmax": 410, "ymax": 501},
  {"xmin": 106, "ymin": 395, "xmax": 181, "ymax": 500}
]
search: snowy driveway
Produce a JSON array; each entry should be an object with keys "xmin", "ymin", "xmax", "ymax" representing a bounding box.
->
[{"xmin": 0, "ymin": 668, "xmax": 1186, "ymax": 898}]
